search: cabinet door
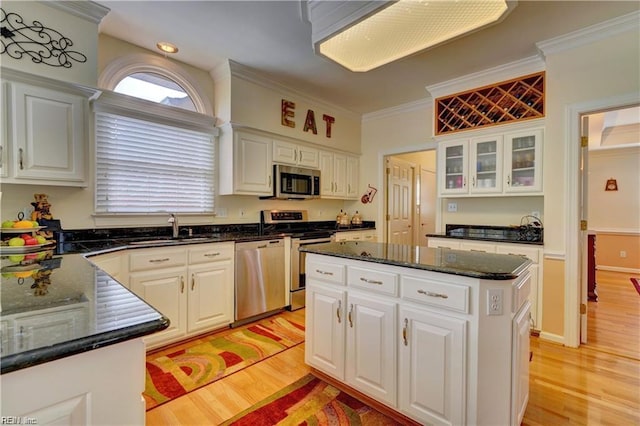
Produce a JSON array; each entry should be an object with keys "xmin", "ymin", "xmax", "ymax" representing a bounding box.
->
[
  {"xmin": 272, "ymin": 139, "xmax": 298, "ymax": 165},
  {"xmin": 333, "ymin": 153, "xmax": 347, "ymax": 197},
  {"xmin": 399, "ymin": 306, "xmax": 467, "ymax": 426},
  {"xmin": 13, "ymin": 305, "xmax": 89, "ymax": 352},
  {"xmin": 504, "ymin": 129, "xmax": 543, "ymax": 193},
  {"xmin": 319, "ymin": 151, "xmax": 335, "ymax": 196},
  {"xmin": 438, "ymin": 139, "xmax": 469, "ymax": 195},
  {"xmin": 233, "ymin": 132, "xmax": 273, "ymax": 195},
  {"xmin": 346, "ymin": 155, "xmax": 360, "ymax": 199},
  {"xmin": 345, "ymin": 292, "xmax": 397, "ymax": 407},
  {"xmin": 459, "ymin": 241, "xmax": 496, "ymax": 253},
  {"xmin": 512, "ymin": 301, "xmax": 531, "ymax": 426},
  {"xmin": 188, "ymin": 259, "xmax": 233, "ymax": 332},
  {"xmin": 130, "ymin": 267, "xmax": 187, "ymax": 346},
  {"xmin": 9, "ymin": 83, "xmax": 86, "ymax": 184},
  {"xmin": 298, "ymin": 145, "xmax": 319, "ymax": 168},
  {"xmin": 305, "ymin": 283, "xmax": 346, "ymax": 380},
  {"xmin": 469, "ymin": 135, "xmax": 502, "ymax": 194}
]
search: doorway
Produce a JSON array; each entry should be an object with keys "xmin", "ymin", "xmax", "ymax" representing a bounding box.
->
[
  {"xmin": 384, "ymin": 150, "xmax": 437, "ymax": 246},
  {"xmin": 579, "ymin": 104, "xmax": 640, "ymax": 357}
]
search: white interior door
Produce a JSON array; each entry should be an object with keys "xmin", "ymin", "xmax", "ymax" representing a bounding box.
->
[
  {"xmin": 387, "ymin": 157, "xmax": 414, "ymax": 245},
  {"xmin": 417, "ymin": 168, "xmax": 437, "ymax": 246},
  {"xmin": 580, "ymin": 114, "xmax": 590, "ymax": 344}
]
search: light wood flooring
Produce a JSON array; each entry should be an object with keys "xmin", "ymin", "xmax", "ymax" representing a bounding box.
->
[{"xmin": 147, "ymin": 273, "xmax": 640, "ymax": 425}]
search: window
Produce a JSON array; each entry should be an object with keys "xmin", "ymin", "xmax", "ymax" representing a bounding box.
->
[{"xmin": 96, "ymin": 54, "xmax": 216, "ymax": 215}]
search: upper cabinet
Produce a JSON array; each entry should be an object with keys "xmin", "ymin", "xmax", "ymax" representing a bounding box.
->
[
  {"xmin": 219, "ymin": 129, "xmax": 273, "ymax": 196},
  {"xmin": 319, "ymin": 151, "xmax": 360, "ymax": 200},
  {"xmin": 272, "ymin": 139, "xmax": 319, "ymax": 169},
  {"xmin": 1, "ymin": 72, "xmax": 95, "ymax": 187},
  {"xmin": 438, "ymin": 126, "xmax": 543, "ymax": 197}
]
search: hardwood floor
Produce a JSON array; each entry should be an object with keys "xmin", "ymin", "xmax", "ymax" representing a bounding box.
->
[{"xmin": 147, "ymin": 277, "xmax": 640, "ymax": 425}]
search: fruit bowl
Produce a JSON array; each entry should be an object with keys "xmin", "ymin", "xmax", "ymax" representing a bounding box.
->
[{"xmin": 0, "ymin": 226, "xmax": 47, "ymax": 233}]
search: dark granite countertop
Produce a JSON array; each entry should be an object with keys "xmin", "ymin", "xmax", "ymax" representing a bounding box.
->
[
  {"xmin": 0, "ymin": 250, "xmax": 169, "ymax": 374},
  {"xmin": 426, "ymin": 224, "xmax": 543, "ymax": 245},
  {"xmin": 300, "ymin": 241, "xmax": 532, "ymax": 280}
]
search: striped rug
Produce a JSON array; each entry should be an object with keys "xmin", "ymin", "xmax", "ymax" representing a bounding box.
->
[{"xmin": 144, "ymin": 316, "xmax": 305, "ymax": 410}]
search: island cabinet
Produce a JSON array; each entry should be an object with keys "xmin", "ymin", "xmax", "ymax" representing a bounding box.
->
[
  {"xmin": 305, "ymin": 250, "xmax": 531, "ymax": 426},
  {"xmin": 128, "ymin": 242, "xmax": 234, "ymax": 349}
]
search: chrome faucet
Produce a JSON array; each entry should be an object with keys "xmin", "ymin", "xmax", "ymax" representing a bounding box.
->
[{"xmin": 168, "ymin": 213, "xmax": 179, "ymax": 238}]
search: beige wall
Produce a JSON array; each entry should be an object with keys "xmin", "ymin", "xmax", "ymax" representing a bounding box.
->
[{"xmin": 595, "ymin": 234, "xmax": 640, "ymax": 271}]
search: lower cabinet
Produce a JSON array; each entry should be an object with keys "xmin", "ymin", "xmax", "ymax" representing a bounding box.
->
[
  {"xmin": 128, "ymin": 242, "xmax": 234, "ymax": 349},
  {"xmin": 333, "ymin": 229, "xmax": 378, "ymax": 242},
  {"xmin": 305, "ymin": 252, "xmax": 530, "ymax": 426}
]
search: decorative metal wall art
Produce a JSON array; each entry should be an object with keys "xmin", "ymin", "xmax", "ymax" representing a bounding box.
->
[{"xmin": 1, "ymin": 8, "xmax": 87, "ymax": 68}]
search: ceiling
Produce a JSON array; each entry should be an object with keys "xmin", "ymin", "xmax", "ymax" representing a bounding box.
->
[{"xmin": 96, "ymin": 1, "xmax": 638, "ymax": 115}]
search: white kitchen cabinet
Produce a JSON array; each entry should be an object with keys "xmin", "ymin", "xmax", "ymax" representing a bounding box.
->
[
  {"xmin": 437, "ymin": 127, "xmax": 543, "ymax": 197},
  {"xmin": 272, "ymin": 138, "xmax": 319, "ymax": 168},
  {"xmin": 128, "ymin": 243, "xmax": 234, "ymax": 349},
  {"xmin": 3, "ymin": 79, "xmax": 90, "ymax": 186},
  {"xmin": 333, "ymin": 229, "xmax": 377, "ymax": 242},
  {"xmin": 504, "ymin": 128, "xmax": 543, "ymax": 193},
  {"xmin": 1, "ymin": 82, "xmax": 7, "ymax": 178},
  {"xmin": 345, "ymin": 291, "xmax": 397, "ymax": 407},
  {"xmin": 428, "ymin": 237, "xmax": 542, "ymax": 330},
  {"xmin": 305, "ymin": 252, "xmax": 531, "ymax": 425},
  {"xmin": 88, "ymin": 251, "xmax": 128, "ymax": 287},
  {"xmin": 512, "ymin": 301, "xmax": 531, "ymax": 426},
  {"xmin": 399, "ymin": 306, "xmax": 466, "ymax": 426},
  {"xmin": 319, "ymin": 151, "xmax": 360, "ymax": 199},
  {"xmin": 219, "ymin": 129, "xmax": 273, "ymax": 196}
]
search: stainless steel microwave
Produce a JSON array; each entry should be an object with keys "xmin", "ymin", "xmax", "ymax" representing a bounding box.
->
[{"xmin": 267, "ymin": 164, "xmax": 320, "ymax": 200}]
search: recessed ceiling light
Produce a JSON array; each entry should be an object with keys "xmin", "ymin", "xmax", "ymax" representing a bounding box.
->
[
  {"xmin": 156, "ymin": 42, "xmax": 179, "ymax": 54},
  {"xmin": 314, "ymin": 0, "xmax": 515, "ymax": 72}
]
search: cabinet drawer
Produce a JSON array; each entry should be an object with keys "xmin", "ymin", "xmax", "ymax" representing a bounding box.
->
[
  {"xmin": 512, "ymin": 272, "xmax": 531, "ymax": 313},
  {"xmin": 496, "ymin": 245, "xmax": 540, "ymax": 263},
  {"xmin": 188, "ymin": 243, "xmax": 234, "ymax": 264},
  {"xmin": 307, "ymin": 259, "xmax": 345, "ymax": 285},
  {"xmin": 129, "ymin": 247, "xmax": 187, "ymax": 272},
  {"xmin": 401, "ymin": 275, "xmax": 469, "ymax": 314},
  {"xmin": 427, "ymin": 238, "xmax": 461, "ymax": 250},
  {"xmin": 347, "ymin": 266, "xmax": 398, "ymax": 296}
]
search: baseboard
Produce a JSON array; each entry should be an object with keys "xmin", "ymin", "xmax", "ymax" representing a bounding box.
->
[
  {"xmin": 539, "ymin": 331, "xmax": 566, "ymax": 345},
  {"xmin": 596, "ymin": 265, "xmax": 640, "ymax": 274}
]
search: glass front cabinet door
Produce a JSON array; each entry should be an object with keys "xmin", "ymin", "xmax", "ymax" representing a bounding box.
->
[
  {"xmin": 504, "ymin": 129, "xmax": 543, "ymax": 193},
  {"xmin": 438, "ymin": 140, "xmax": 469, "ymax": 195},
  {"xmin": 469, "ymin": 135, "xmax": 503, "ymax": 194}
]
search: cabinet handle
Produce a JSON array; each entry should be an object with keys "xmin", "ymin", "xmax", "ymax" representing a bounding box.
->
[
  {"xmin": 336, "ymin": 300, "xmax": 342, "ymax": 323},
  {"xmin": 257, "ymin": 244, "xmax": 267, "ymax": 248},
  {"xmin": 469, "ymin": 249, "xmax": 486, "ymax": 253},
  {"xmin": 417, "ymin": 289, "xmax": 449, "ymax": 299},
  {"xmin": 269, "ymin": 175, "xmax": 271, "ymax": 186},
  {"xmin": 18, "ymin": 148, "xmax": 24, "ymax": 170},
  {"xmin": 294, "ymin": 149, "xmax": 297, "ymax": 161},
  {"xmin": 348, "ymin": 184, "xmax": 351, "ymax": 193},
  {"xmin": 402, "ymin": 318, "xmax": 408, "ymax": 346},
  {"xmin": 204, "ymin": 252, "xmax": 220, "ymax": 257},
  {"xmin": 315, "ymin": 269, "xmax": 333, "ymax": 276},
  {"xmin": 463, "ymin": 177, "xmax": 466, "ymax": 187},
  {"xmin": 507, "ymin": 175, "xmax": 511, "ymax": 185},
  {"xmin": 348, "ymin": 304, "xmax": 353, "ymax": 328},
  {"xmin": 472, "ymin": 176, "xmax": 476, "ymax": 187},
  {"xmin": 360, "ymin": 277, "xmax": 383, "ymax": 285},
  {"xmin": 149, "ymin": 258, "xmax": 170, "ymax": 263},
  {"xmin": 191, "ymin": 273, "xmax": 195, "ymax": 291},
  {"xmin": 180, "ymin": 276, "xmax": 185, "ymax": 293}
]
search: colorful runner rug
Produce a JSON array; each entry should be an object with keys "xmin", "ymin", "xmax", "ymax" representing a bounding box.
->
[
  {"xmin": 221, "ymin": 374, "xmax": 400, "ymax": 425},
  {"xmin": 144, "ymin": 316, "xmax": 305, "ymax": 410}
]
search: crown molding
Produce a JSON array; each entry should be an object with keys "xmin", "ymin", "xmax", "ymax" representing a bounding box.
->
[
  {"xmin": 41, "ymin": 0, "xmax": 110, "ymax": 24},
  {"xmin": 425, "ymin": 55, "xmax": 545, "ymax": 99},
  {"xmin": 362, "ymin": 97, "xmax": 432, "ymax": 122},
  {"xmin": 226, "ymin": 60, "xmax": 361, "ymax": 119},
  {"xmin": 536, "ymin": 10, "xmax": 640, "ymax": 58}
]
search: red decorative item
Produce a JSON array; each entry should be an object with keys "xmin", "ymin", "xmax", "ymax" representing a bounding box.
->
[{"xmin": 360, "ymin": 185, "xmax": 378, "ymax": 204}]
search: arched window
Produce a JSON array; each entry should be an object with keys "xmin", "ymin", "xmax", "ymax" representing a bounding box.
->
[{"xmin": 95, "ymin": 54, "xmax": 216, "ymax": 215}]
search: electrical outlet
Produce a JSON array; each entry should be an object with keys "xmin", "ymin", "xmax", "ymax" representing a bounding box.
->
[
  {"xmin": 215, "ymin": 208, "xmax": 227, "ymax": 218},
  {"xmin": 531, "ymin": 211, "xmax": 540, "ymax": 218},
  {"xmin": 620, "ymin": 250, "xmax": 627, "ymax": 258},
  {"xmin": 447, "ymin": 202, "xmax": 458, "ymax": 212},
  {"xmin": 487, "ymin": 288, "xmax": 503, "ymax": 315}
]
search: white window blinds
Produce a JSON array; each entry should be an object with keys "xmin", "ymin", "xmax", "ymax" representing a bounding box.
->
[{"xmin": 95, "ymin": 112, "xmax": 215, "ymax": 214}]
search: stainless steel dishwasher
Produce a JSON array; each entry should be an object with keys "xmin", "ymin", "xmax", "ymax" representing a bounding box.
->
[{"xmin": 234, "ymin": 238, "xmax": 285, "ymax": 326}]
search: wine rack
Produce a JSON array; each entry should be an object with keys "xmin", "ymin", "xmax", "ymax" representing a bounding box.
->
[{"xmin": 435, "ymin": 72, "xmax": 545, "ymax": 135}]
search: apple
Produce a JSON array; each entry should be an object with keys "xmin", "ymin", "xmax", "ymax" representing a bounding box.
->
[
  {"xmin": 20, "ymin": 233, "xmax": 33, "ymax": 240},
  {"xmin": 8, "ymin": 254, "xmax": 25, "ymax": 263},
  {"xmin": 24, "ymin": 237, "xmax": 38, "ymax": 246},
  {"xmin": 1, "ymin": 220, "xmax": 14, "ymax": 228},
  {"xmin": 35, "ymin": 236, "xmax": 48, "ymax": 244},
  {"xmin": 31, "ymin": 221, "xmax": 39, "ymax": 227},
  {"xmin": 8, "ymin": 237, "xmax": 25, "ymax": 247},
  {"xmin": 24, "ymin": 253, "xmax": 38, "ymax": 260}
]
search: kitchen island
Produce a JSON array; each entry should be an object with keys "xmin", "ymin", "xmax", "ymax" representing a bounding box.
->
[
  {"xmin": 0, "ymin": 249, "xmax": 169, "ymax": 424},
  {"xmin": 301, "ymin": 241, "xmax": 532, "ymax": 426}
]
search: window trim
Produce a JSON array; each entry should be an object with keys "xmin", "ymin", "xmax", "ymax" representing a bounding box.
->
[{"xmin": 98, "ymin": 52, "xmax": 213, "ymax": 116}]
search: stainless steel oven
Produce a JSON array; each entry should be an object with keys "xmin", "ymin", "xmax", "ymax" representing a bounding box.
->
[{"xmin": 290, "ymin": 236, "xmax": 332, "ymax": 310}]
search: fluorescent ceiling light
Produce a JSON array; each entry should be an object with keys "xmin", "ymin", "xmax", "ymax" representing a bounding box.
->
[{"xmin": 316, "ymin": 0, "xmax": 513, "ymax": 72}]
